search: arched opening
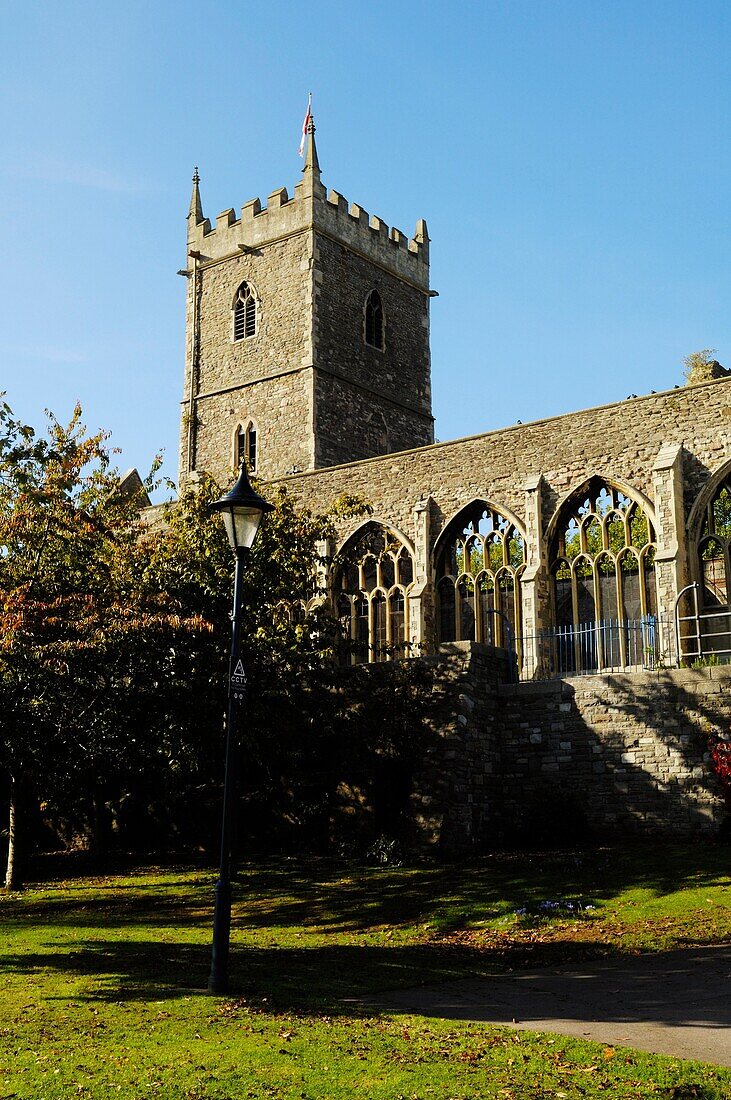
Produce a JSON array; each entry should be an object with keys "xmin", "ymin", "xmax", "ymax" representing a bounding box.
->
[
  {"xmin": 548, "ymin": 476, "xmax": 657, "ymax": 673},
  {"xmin": 434, "ymin": 501, "xmax": 526, "ymax": 658},
  {"xmin": 233, "ymin": 281, "xmax": 257, "ymax": 341},
  {"xmin": 690, "ymin": 470, "xmax": 731, "ymax": 657},
  {"xmin": 333, "ymin": 522, "xmax": 414, "ymax": 664},
  {"xmin": 364, "ymin": 289, "xmax": 385, "ymax": 350},
  {"xmin": 234, "ymin": 419, "xmax": 258, "ymax": 473}
]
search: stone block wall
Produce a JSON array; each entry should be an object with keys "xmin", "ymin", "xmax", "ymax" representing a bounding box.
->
[
  {"xmin": 410, "ymin": 642, "xmax": 511, "ymax": 852},
  {"xmin": 189, "ymin": 370, "xmax": 313, "ymax": 483},
  {"xmin": 337, "ymin": 646, "xmax": 727, "ymax": 850},
  {"xmin": 398, "ymin": 648, "xmax": 729, "ymax": 849},
  {"xmin": 312, "ymin": 233, "xmax": 433, "ymax": 466},
  {"xmin": 180, "ymin": 231, "xmax": 315, "ymax": 482},
  {"xmin": 313, "ymin": 371, "xmax": 433, "ymax": 470},
  {"xmin": 194, "ymin": 235, "xmax": 313, "ymax": 396},
  {"xmin": 435, "ymin": 654, "xmax": 728, "ymax": 847},
  {"xmin": 493, "ymin": 668, "xmax": 728, "ymax": 840}
]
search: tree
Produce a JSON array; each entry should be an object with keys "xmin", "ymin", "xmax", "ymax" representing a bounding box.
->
[
  {"xmin": 0, "ymin": 399, "xmax": 210, "ymax": 885},
  {"xmin": 0, "ymin": 396, "xmax": 371, "ymax": 882},
  {"xmin": 683, "ymin": 349, "xmax": 729, "ymax": 385},
  {"xmin": 143, "ymin": 475, "xmax": 372, "ymax": 850}
]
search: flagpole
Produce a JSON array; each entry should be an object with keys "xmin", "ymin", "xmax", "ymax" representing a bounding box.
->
[{"xmin": 298, "ymin": 92, "xmax": 314, "ymax": 156}]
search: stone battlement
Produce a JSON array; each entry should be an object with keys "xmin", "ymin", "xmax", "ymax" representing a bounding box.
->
[
  {"xmin": 187, "ymin": 151, "xmax": 429, "ymax": 287},
  {"xmin": 318, "ymin": 187, "xmax": 429, "ymax": 288}
]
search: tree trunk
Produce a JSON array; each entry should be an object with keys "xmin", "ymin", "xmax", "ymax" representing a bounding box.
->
[
  {"xmin": 90, "ymin": 784, "xmax": 109, "ymax": 859},
  {"xmin": 4, "ymin": 775, "xmax": 19, "ymax": 891}
]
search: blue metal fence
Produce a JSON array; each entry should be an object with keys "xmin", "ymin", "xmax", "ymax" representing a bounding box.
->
[{"xmin": 516, "ymin": 616, "xmax": 674, "ymax": 680}]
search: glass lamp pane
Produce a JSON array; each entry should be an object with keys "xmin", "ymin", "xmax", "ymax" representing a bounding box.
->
[
  {"xmin": 221, "ymin": 507, "xmax": 263, "ymax": 550},
  {"xmin": 233, "ymin": 507, "xmax": 263, "ymax": 549}
]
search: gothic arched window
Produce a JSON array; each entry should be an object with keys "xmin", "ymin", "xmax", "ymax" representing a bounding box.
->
[
  {"xmin": 334, "ymin": 522, "xmax": 414, "ymax": 663},
  {"xmin": 234, "ymin": 419, "xmax": 258, "ymax": 472},
  {"xmin": 233, "ymin": 281, "xmax": 257, "ymax": 341},
  {"xmin": 435, "ymin": 502, "xmax": 526, "ymax": 652},
  {"xmin": 697, "ymin": 476, "xmax": 731, "ymax": 608},
  {"xmin": 549, "ymin": 477, "xmax": 657, "ymax": 672},
  {"xmin": 364, "ymin": 289, "xmax": 384, "ymax": 350}
]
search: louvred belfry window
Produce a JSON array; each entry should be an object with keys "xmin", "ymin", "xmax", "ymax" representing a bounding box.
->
[
  {"xmin": 233, "ymin": 282, "xmax": 257, "ymax": 340},
  {"xmin": 364, "ymin": 289, "xmax": 384, "ymax": 349}
]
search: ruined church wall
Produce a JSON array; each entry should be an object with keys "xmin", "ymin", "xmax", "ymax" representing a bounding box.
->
[
  {"xmin": 280, "ymin": 377, "xmax": 731, "ymax": 543},
  {"xmin": 407, "ymin": 647, "xmax": 728, "ymax": 848}
]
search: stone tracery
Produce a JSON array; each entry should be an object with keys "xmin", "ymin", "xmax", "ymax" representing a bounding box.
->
[
  {"xmin": 233, "ymin": 281, "xmax": 257, "ymax": 341},
  {"xmin": 435, "ymin": 502, "xmax": 526, "ymax": 650},
  {"xmin": 549, "ymin": 477, "xmax": 657, "ymax": 670},
  {"xmin": 697, "ymin": 477, "xmax": 731, "ymax": 608},
  {"xmin": 333, "ymin": 522, "xmax": 414, "ymax": 663}
]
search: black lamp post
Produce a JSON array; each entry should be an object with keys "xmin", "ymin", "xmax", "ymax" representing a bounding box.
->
[{"xmin": 208, "ymin": 461, "xmax": 274, "ymax": 995}]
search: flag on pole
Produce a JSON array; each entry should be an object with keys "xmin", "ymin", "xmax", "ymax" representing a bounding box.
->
[{"xmin": 298, "ymin": 93, "xmax": 312, "ymax": 157}]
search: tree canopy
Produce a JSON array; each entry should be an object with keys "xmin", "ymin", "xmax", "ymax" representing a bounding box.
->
[{"xmin": 0, "ymin": 397, "xmax": 375, "ymax": 884}]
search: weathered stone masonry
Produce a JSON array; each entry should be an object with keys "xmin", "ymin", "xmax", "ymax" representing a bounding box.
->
[
  {"xmin": 174, "ymin": 124, "xmax": 731, "ymax": 843},
  {"xmin": 281, "ymin": 375, "xmax": 731, "ymax": 646},
  {"xmin": 418, "ymin": 645, "xmax": 728, "ymax": 848},
  {"xmin": 180, "ymin": 127, "xmax": 432, "ymax": 483}
]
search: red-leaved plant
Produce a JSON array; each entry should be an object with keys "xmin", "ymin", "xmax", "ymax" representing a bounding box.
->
[{"xmin": 709, "ymin": 739, "xmax": 731, "ymax": 807}]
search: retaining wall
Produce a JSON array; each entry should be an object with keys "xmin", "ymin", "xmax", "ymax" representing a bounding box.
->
[{"xmin": 418, "ymin": 645, "xmax": 729, "ymax": 849}]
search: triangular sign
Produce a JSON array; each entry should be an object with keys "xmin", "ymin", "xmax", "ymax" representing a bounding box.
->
[{"xmin": 233, "ymin": 659, "xmax": 245, "ymax": 678}]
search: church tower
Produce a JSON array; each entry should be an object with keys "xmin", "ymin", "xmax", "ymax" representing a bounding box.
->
[{"xmin": 179, "ymin": 120, "xmax": 434, "ymax": 485}]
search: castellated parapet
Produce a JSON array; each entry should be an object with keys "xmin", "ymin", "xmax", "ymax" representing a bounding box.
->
[{"xmin": 186, "ymin": 166, "xmax": 429, "ymax": 289}]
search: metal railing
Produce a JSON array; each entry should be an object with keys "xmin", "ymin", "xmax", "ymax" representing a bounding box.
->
[
  {"xmin": 515, "ymin": 616, "xmax": 676, "ymax": 681},
  {"xmin": 675, "ymin": 582, "xmax": 731, "ymax": 664}
]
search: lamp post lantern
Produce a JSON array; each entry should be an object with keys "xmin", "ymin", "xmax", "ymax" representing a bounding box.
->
[{"xmin": 208, "ymin": 461, "xmax": 274, "ymax": 995}]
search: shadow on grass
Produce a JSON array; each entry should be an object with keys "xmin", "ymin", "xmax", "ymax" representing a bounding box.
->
[
  {"xmin": 4, "ymin": 934, "xmax": 730, "ymax": 1032},
  {"xmin": 0, "ymin": 884, "xmax": 213, "ymax": 928},
  {"xmin": 7, "ymin": 844, "xmax": 729, "ymax": 935}
]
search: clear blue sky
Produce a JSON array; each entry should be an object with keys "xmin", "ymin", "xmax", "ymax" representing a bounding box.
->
[{"xmin": 3, "ymin": 1, "xmax": 730, "ymax": 493}]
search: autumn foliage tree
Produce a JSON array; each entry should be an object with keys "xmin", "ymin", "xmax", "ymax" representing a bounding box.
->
[
  {"xmin": 0, "ymin": 397, "xmax": 371, "ymax": 885},
  {"xmin": 0, "ymin": 399, "xmax": 221, "ymax": 885}
]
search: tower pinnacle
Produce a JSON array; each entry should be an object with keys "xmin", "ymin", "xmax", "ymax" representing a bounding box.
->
[
  {"xmin": 188, "ymin": 166, "xmax": 204, "ymax": 222},
  {"xmin": 302, "ymin": 117, "xmax": 320, "ymax": 176}
]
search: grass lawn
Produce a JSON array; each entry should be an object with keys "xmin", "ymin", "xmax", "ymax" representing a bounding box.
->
[{"xmin": 1, "ymin": 843, "xmax": 730, "ymax": 1099}]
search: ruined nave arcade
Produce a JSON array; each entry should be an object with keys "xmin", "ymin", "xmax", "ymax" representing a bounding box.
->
[
  {"xmin": 177, "ymin": 124, "xmax": 731, "ymax": 678},
  {"xmin": 281, "ymin": 381, "xmax": 731, "ymax": 678}
]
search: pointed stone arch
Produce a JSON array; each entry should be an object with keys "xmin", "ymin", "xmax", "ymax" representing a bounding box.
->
[
  {"xmin": 363, "ymin": 288, "xmax": 385, "ymax": 350},
  {"xmin": 433, "ymin": 499, "xmax": 527, "ymax": 651},
  {"xmin": 232, "ymin": 280, "xmax": 259, "ymax": 341},
  {"xmin": 233, "ymin": 417, "xmax": 259, "ymax": 473},
  {"xmin": 547, "ymin": 474, "xmax": 658, "ymax": 673},
  {"xmin": 332, "ymin": 519, "xmax": 415, "ymax": 663},
  {"xmin": 545, "ymin": 473, "xmax": 656, "ymax": 549},
  {"xmin": 687, "ymin": 455, "xmax": 731, "ymax": 544},
  {"xmin": 687, "ymin": 456, "xmax": 731, "ymax": 613}
]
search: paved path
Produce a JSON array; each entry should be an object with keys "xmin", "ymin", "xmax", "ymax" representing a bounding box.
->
[{"xmin": 369, "ymin": 945, "xmax": 731, "ymax": 1066}]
